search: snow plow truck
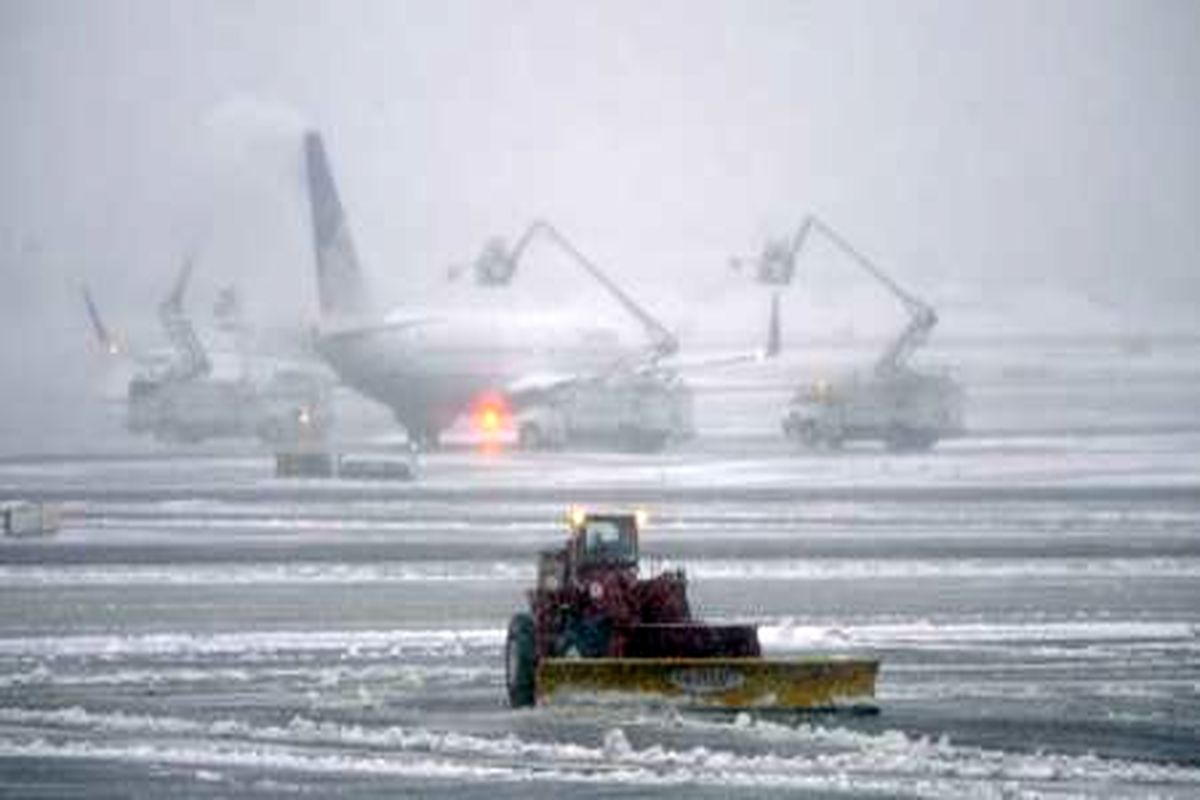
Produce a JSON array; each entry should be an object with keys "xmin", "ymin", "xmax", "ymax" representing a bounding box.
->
[{"xmin": 505, "ymin": 509, "xmax": 879, "ymax": 710}]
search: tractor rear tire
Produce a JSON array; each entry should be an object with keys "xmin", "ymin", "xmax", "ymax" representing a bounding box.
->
[{"xmin": 506, "ymin": 613, "xmax": 537, "ymax": 708}]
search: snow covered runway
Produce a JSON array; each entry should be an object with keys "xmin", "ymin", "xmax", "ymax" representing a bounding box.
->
[{"xmin": 2, "ymin": 344, "xmax": 1199, "ymax": 796}]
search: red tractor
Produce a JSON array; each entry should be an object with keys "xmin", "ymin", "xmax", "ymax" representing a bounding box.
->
[{"xmin": 505, "ymin": 509, "xmax": 878, "ymax": 710}]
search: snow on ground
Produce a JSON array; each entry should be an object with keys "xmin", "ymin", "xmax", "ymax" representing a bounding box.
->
[{"xmin": 1, "ymin": 340, "xmax": 1198, "ymax": 796}]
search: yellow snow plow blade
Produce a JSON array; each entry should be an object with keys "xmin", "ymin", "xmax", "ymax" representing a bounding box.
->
[{"xmin": 537, "ymin": 657, "xmax": 878, "ymax": 710}]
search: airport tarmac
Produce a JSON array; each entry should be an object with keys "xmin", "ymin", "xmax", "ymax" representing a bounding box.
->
[{"xmin": 1, "ymin": 340, "xmax": 1199, "ymax": 797}]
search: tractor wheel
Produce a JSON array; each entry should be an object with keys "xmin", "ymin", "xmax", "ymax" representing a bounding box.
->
[{"xmin": 505, "ymin": 613, "xmax": 537, "ymax": 708}]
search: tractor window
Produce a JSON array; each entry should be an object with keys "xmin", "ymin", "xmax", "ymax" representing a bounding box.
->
[{"xmin": 582, "ymin": 518, "xmax": 635, "ymax": 563}]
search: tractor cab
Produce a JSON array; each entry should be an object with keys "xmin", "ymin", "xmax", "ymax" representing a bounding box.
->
[
  {"xmin": 567, "ymin": 510, "xmax": 638, "ymax": 572},
  {"xmin": 536, "ymin": 509, "xmax": 641, "ymax": 595}
]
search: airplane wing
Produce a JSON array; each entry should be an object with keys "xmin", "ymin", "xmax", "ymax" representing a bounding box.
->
[
  {"xmin": 501, "ymin": 371, "xmax": 588, "ymax": 407},
  {"xmin": 638, "ymin": 291, "xmax": 782, "ymax": 376},
  {"xmin": 499, "ymin": 292, "xmax": 781, "ymax": 406},
  {"xmin": 315, "ymin": 314, "xmax": 445, "ymax": 344}
]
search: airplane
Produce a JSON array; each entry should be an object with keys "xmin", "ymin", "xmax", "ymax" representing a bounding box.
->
[{"xmin": 303, "ymin": 131, "xmax": 778, "ymax": 449}]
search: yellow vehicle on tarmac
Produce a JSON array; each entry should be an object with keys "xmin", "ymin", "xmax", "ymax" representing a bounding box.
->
[{"xmin": 505, "ymin": 509, "xmax": 878, "ymax": 710}]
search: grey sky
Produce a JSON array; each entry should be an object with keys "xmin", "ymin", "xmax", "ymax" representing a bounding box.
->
[{"xmin": 3, "ymin": 0, "xmax": 1199, "ymax": 341}]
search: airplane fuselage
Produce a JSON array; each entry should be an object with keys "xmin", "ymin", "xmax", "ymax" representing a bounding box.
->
[
  {"xmin": 301, "ymin": 132, "xmax": 656, "ymax": 445},
  {"xmin": 316, "ymin": 307, "xmax": 635, "ymax": 442}
]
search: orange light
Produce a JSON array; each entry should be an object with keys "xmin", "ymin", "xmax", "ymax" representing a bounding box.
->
[{"xmin": 472, "ymin": 391, "xmax": 510, "ymax": 439}]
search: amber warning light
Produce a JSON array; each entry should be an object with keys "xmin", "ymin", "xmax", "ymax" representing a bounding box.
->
[{"xmin": 472, "ymin": 392, "xmax": 511, "ymax": 438}]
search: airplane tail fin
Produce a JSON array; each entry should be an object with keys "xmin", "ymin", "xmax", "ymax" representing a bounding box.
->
[
  {"xmin": 766, "ymin": 291, "xmax": 782, "ymax": 358},
  {"xmin": 82, "ymin": 287, "xmax": 122, "ymax": 357},
  {"xmin": 304, "ymin": 131, "xmax": 371, "ymax": 320}
]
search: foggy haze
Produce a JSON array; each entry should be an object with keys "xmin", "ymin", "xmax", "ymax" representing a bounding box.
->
[
  {"xmin": 2, "ymin": 0, "xmax": 1199, "ymax": 448},
  {"xmin": 4, "ymin": 8, "xmax": 1200, "ymax": 789}
]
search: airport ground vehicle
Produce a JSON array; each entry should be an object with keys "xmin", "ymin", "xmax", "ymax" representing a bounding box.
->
[
  {"xmin": 514, "ymin": 372, "xmax": 694, "ymax": 452},
  {"xmin": 747, "ymin": 215, "xmax": 964, "ymax": 451},
  {"xmin": 782, "ymin": 370, "xmax": 964, "ymax": 451},
  {"xmin": 274, "ymin": 447, "xmax": 417, "ymax": 480},
  {"xmin": 505, "ymin": 509, "xmax": 878, "ymax": 709},
  {"xmin": 103, "ymin": 259, "xmax": 334, "ymax": 446},
  {"xmin": 128, "ymin": 367, "xmax": 331, "ymax": 444},
  {"xmin": 2, "ymin": 501, "xmax": 60, "ymax": 537}
]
